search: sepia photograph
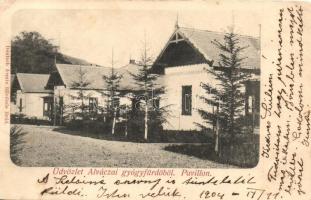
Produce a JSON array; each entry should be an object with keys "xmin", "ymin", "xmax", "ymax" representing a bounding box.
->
[{"xmin": 10, "ymin": 9, "xmax": 260, "ymax": 168}]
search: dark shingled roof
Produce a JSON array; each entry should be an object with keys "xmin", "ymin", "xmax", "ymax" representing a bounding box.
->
[
  {"xmin": 15, "ymin": 73, "xmax": 52, "ymax": 93},
  {"xmin": 156, "ymin": 27, "xmax": 260, "ymax": 69}
]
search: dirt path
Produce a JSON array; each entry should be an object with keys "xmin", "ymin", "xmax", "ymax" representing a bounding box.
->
[{"xmin": 12, "ymin": 124, "xmax": 235, "ymax": 168}]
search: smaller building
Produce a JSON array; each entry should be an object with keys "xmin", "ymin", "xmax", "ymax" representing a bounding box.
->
[
  {"xmin": 45, "ymin": 63, "xmax": 143, "ymax": 124},
  {"xmin": 45, "ymin": 64, "xmax": 111, "ymax": 123},
  {"xmin": 11, "ymin": 73, "xmax": 53, "ymax": 119}
]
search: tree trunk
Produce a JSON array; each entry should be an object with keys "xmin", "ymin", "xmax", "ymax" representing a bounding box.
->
[
  {"xmin": 59, "ymin": 107, "xmax": 62, "ymax": 126},
  {"xmin": 112, "ymin": 108, "xmax": 116, "ymax": 135},
  {"xmin": 125, "ymin": 111, "xmax": 128, "ymax": 137},
  {"xmin": 144, "ymin": 100, "xmax": 148, "ymax": 141},
  {"xmin": 125, "ymin": 122, "xmax": 128, "ymax": 137},
  {"xmin": 215, "ymin": 103, "xmax": 220, "ymax": 156},
  {"xmin": 53, "ymin": 97, "xmax": 57, "ymax": 126},
  {"xmin": 215, "ymin": 116, "xmax": 219, "ymax": 155},
  {"xmin": 81, "ymin": 97, "xmax": 84, "ymax": 121}
]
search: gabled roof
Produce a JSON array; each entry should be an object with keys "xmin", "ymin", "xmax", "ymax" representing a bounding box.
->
[
  {"xmin": 118, "ymin": 63, "xmax": 141, "ymax": 90},
  {"xmin": 15, "ymin": 73, "xmax": 52, "ymax": 93},
  {"xmin": 55, "ymin": 64, "xmax": 110, "ymax": 90},
  {"xmin": 155, "ymin": 27, "xmax": 260, "ymax": 69},
  {"xmin": 119, "ymin": 63, "xmax": 164, "ymax": 91},
  {"xmin": 54, "ymin": 63, "xmax": 163, "ymax": 91}
]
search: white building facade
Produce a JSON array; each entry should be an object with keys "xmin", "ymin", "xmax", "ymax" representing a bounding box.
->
[
  {"xmin": 152, "ymin": 26, "xmax": 260, "ymax": 132},
  {"xmin": 11, "ymin": 73, "xmax": 53, "ymax": 120}
]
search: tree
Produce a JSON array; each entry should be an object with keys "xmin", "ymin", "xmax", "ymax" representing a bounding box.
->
[
  {"xmin": 102, "ymin": 50, "xmax": 123, "ymax": 135},
  {"xmin": 129, "ymin": 39, "xmax": 168, "ymax": 141},
  {"xmin": 11, "ymin": 31, "xmax": 69, "ymax": 74},
  {"xmin": 196, "ymin": 29, "xmax": 250, "ymax": 153},
  {"xmin": 67, "ymin": 66, "xmax": 92, "ymax": 121}
]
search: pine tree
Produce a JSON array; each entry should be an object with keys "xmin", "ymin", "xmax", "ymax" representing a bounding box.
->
[
  {"xmin": 129, "ymin": 39, "xmax": 167, "ymax": 141},
  {"xmin": 68, "ymin": 66, "xmax": 92, "ymax": 121},
  {"xmin": 102, "ymin": 50, "xmax": 123, "ymax": 135},
  {"xmin": 197, "ymin": 29, "xmax": 250, "ymax": 153}
]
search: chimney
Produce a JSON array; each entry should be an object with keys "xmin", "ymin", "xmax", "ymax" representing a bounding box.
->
[{"xmin": 129, "ymin": 59, "xmax": 135, "ymax": 64}]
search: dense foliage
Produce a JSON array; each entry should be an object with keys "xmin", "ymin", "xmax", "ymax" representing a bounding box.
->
[
  {"xmin": 197, "ymin": 30, "xmax": 250, "ymax": 142},
  {"xmin": 128, "ymin": 42, "xmax": 170, "ymax": 141},
  {"xmin": 102, "ymin": 65, "xmax": 123, "ymax": 135},
  {"xmin": 11, "ymin": 31, "xmax": 91, "ymax": 74}
]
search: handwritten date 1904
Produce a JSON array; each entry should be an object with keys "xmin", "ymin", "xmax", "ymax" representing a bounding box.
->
[{"xmin": 199, "ymin": 190, "xmax": 225, "ymax": 199}]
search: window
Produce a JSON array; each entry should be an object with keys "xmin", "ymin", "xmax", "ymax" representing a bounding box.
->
[
  {"xmin": 44, "ymin": 102, "xmax": 49, "ymax": 111},
  {"xmin": 12, "ymin": 93, "xmax": 16, "ymax": 105},
  {"xmin": 132, "ymin": 98, "xmax": 140, "ymax": 111},
  {"xmin": 153, "ymin": 98, "xmax": 160, "ymax": 110},
  {"xmin": 89, "ymin": 97, "xmax": 98, "ymax": 113},
  {"xmin": 111, "ymin": 97, "xmax": 121, "ymax": 117},
  {"xmin": 19, "ymin": 98, "xmax": 23, "ymax": 112},
  {"xmin": 59, "ymin": 97, "xmax": 64, "ymax": 107},
  {"xmin": 43, "ymin": 97, "xmax": 53, "ymax": 117},
  {"xmin": 248, "ymin": 96, "xmax": 253, "ymax": 114},
  {"xmin": 182, "ymin": 85, "xmax": 192, "ymax": 115},
  {"xmin": 59, "ymin": 96, "xmax": 64, "ymax": 114},
  {"xmin": 112, "ymin": 97, "xmax": 120, "ymax": 108}
]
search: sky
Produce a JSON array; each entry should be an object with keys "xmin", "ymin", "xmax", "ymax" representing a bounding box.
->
[{"xmin": 12, "ymin": 7, "xmax": 261, "ymax": 67}]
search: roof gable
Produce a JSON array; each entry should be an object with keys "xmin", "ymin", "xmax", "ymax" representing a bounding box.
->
[
  {"xmin": 154, "ymin": 27, "xmax": 260, "ymax": 70},
  {"xmin": 15, "ymin": 73, "xmax": 52, "ymax": 93}
]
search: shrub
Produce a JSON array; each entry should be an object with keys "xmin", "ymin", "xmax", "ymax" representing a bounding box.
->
[
  {"xmin": 161, "ymin": 130, "xmax": 214, "ymax": 143},
  {"xmin": 65, "ymin": 119, "xmax": 84, "ymax": 130},
  {"xmin": 11, "ymin": 114, "xmax": 51, "ymax": 125},
  {"xmin": 218, "ymin": 133, "xmax": 259, "ymax": 167},
  {"xmin": 64, "ymin": 117, "xmax": 126, "ymax": 138},
  {"xmin": 164, "ymin": 133, "xmax": 259, "ymax": 168},
  {"xmin": 127, "ymin": 110, "xmax": 164, "ymax": 142},
  {"xmin": 10, "ymin": 125, "xmax": 27, "ymax": 165}
]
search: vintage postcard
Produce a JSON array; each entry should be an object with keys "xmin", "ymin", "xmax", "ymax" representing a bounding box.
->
[{"xmin": 0, "ymin": 0, "xmax": 310, "ymax": 199}]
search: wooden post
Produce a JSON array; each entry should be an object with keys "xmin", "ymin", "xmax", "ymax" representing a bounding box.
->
[
  {"xmin": 53, "ymin": 97, "xmax": 56, "ymax": 126},
  {"xmin": 59, "ymin": 91, "xmax": 62, "ymax": 126},
  {"xmin": 59, "ymin": 105, "xmax": 63, "ymax": 126}
]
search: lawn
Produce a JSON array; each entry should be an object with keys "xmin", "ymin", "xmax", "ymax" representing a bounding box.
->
[{"xmin": 10, "ymin": 124, "xmax": 236, "ymax": 168}]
